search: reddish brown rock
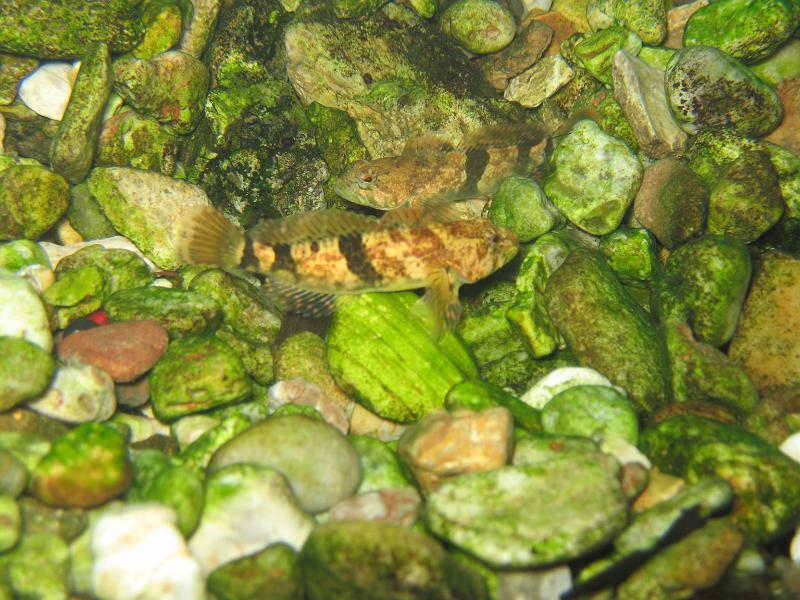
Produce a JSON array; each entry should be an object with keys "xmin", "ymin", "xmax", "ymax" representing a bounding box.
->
[
  {"xmin": 530, "ymin": 11, "xmax": 578, "ymax": 56},
  {"xmin": 59, "ymin": 320, "xmax": 169, "ymax": 382},
  {"xmin": 765, "ymin": 79, "xmax": 800, "ymax": 155},
  {"xmin": 481, "ymin": 20, "xmax": 553, "ymax": 90}
]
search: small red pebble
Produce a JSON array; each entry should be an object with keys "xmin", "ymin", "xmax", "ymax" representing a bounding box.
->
[{"xmin": 87, "ymin": 309, "xmax": 110, "ymax": 326}]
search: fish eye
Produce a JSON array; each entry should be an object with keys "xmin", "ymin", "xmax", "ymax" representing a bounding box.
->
[
  {"xmin": 489, "ymin": 232, "xmax": 501, "ymax": 244},
  {"xmin": 357, "ymin": 173, "xmax": 376, "ymax": 189},
  {"xmin": 362, "ymin": 175, "xmax": 373, "ymax": 183}
]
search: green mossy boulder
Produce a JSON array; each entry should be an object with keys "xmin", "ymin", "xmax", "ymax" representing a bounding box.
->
[
  {"xmin": 439, "ymin": 0, "xmax": 517, "ymax": 55},
  {"xmin": 150, "ymin": 335, "xmax": 251, "ymax": 420},
  {"xmin": 208, "ymin": 542, "xmax": 303, "ymax": 600},
  {"xmin": 598, "ymin": 226, "xmax": 657, "ymax": 282},
  {"xmin": 640, "ymin": 415, "xmax": 800, "ymax": 542},
  {"xmin": 0, "ymin": 337, "xmax": 55, "ymax": 411},
  {"xmin": 29, "ymin": 423, "xmax": 132, "ymax": 508},
  {"xmin": 96, "ymin": 109, "xmax": 181, "ymax": 175},
  {"xmin": 541, "ymin": 384, "xmax": 639, "ymax": 443},
  {"xmin": 488, "ymin": 176, "xmax": 563, "ymax": 242},
  {"xmin": 574, "ymin": 24, "xmax": 643, "ymax": 85},
  {"xmin": 0, "ymin": 164, "xmax": 69, "ymax": 241},
  {"xmin": 652, "ymin": 235, "xmax": 751, "ymax": 347},
  {"xmin": 545, "ymin": 249, "xmax": 671, "ymax": 412},
  {"xmin": 300, "ymin": 521, "xmax": 488, "ymax": 599}
]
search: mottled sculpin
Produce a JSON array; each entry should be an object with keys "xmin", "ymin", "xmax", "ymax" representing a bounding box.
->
[
  {"xmin": 176, "ymin": 205, "xmax": 518, "ymax": 334},
  {"xmin": 333, "ymin": 123, "xmax": 551, "ymax": 210}
]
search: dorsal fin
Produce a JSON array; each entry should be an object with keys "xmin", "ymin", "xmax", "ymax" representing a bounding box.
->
[
  {"xmin": 248, "ymin": 209, "xmax": 380, "ymax": 245},
  {"xmin": 401, "ymin": 135, "xmax": 456, "ymax": 157},
  {"xmin": 457, "ymin": 123, "xmax": 551, "ymax": 152}
]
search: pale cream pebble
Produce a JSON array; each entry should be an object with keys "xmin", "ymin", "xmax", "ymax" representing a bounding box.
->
[
  {"xmin": 18, "ymin": 61, "xmax": 80, "ymax": 120},
  {"xmin": 497, "ymin": 565, "xmax": 571, "ymax": 600},
  {"xmin": 632, "ymin": 468, "xmax": 686, "ymax": 513},
  {"xmin": 57, "ymin": 218, "xmax": 84, "ymax": 245},
  {"xmin": 27, "ymin": 362, "xmax": 116, "ymax": 424},
  {"xmin": 268, "ymin": 378, "xmax": 350, "ymax": 434},
  {"xmin": 39, "ymin": 236, "xmax": 158, "ymax": 270},
  {"xmin": 171, "ymin": 414, "xmax": 221, "ymax": 451},
  {"xmin": 600, "ymin": 436, "xmax": 651, "ymax": 469},
  {"xmin": 522, "ymin": 366, "xmax": 626, "ymax": 409},
  {"xmin": 780, "ymin": 432, "xmax": 800, "ymax": 464},
  {"xmin": 350, "ymin": 403, "xmax": 407, "ymax": 441},
  {"xmin": 91, "ymin": 504, "xmax": 205, "ymax": 600},
  {"xmin": 504, "ymin": 55, "xmax": 575, "ymax": 108},
  {"xmin": 328, "ymin": 488, "xmax": 421, "ymax": 527}
]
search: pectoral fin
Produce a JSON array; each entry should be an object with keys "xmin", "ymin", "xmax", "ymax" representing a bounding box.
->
[
  {"xmin": 261, "ymin": 277, "xmax": 338, "ymax": 318},
  {"xmin": 413, "ymin": 269, "xmax": 462, "ymax": 338}
]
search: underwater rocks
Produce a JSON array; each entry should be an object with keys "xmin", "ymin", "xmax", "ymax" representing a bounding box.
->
[
  {"xmin": 0, "ymin": 337, "xmax": 54, "ymax": 411},
  {"xmin": 0, "ymin": 163, "xmax": 69, "ymax": 241},
  {"xmin": 439, "ymin": 0, "xmax": 517, "ymax": 55}
]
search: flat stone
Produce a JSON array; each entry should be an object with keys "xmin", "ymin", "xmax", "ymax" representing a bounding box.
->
[
  {"xmin": 765, "ymin": 79, "xmax": 800, "ymax": 156},
  {"xmin": 59, "ymin": 320, "xmax": 168, "ymax": 382},
  {"xmin": 505, "ymin": 55, "xmax": 575, "ymax": 108},
  {"xmin": 480, "ymin": 20, "xmax": 553, "ymax": 90},
  {"xmin": 17, "ymin": 62, "xmax": 78, "ymax": 120},
  {"xmin": 665, "ymin": 0, "xmax": 709, "ymax": 49},
  {"xmin": 612, "ymin": 49, "xmax": 688, "ymax": 158},
  {"xmin": 268, "ymin": 378, "xmax": 349, "ymax": 434},
  {"xmin": 328, "ymin": 488, "xmax": 421, "ymax": 528},
  {"xmin": 530, "ymin": 10, "xmax": 577, "ymax": 56},
  {"xmin": 27, "ymin": 362, "xmax": 116, "ymax": 423}
]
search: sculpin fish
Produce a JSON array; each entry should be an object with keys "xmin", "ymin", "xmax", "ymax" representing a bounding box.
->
[
  {"xmin": 333, "ymin": 123, "xmax": 551, "ymax": 210},
  {"xmin": 176, "ymin": 205, "xmax": 519, "ymax": 333}
]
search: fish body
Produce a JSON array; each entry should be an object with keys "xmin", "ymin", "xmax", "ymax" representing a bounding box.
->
[
  {"xmin": 177, "ymin": 206, "xmax": 518, "ymax": 333},
  {"xmin": 333, "ymin": 123, "xmax": 551, "ymax": 210}
]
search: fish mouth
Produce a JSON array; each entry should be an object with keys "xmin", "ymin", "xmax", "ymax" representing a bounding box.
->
[{"xmin": 333, "ymin": 178, "xmax": 372, "ymax": 207}]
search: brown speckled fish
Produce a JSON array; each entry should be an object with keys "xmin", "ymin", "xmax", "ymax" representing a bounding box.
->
[
  {"xmin": 333, "ymin": 123, "xmax": 551, "ymax": 210},
  {"xmin": 176, "ymin": 206, "xmax": 518, "ymax": 334}
]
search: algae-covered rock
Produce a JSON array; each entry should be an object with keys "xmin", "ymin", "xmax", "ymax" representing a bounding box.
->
[
  {"xmin": 300, "ymin": 521, "xmax": 488, "ymax": 599},
  {"xmin": 0, "ymin": 53, "xmax": 38, "ymax": 106},
  {"xmin": 425, "ymin": 453, "xmax": 627, "ymax": 567},
  {"xmin": 176, "ymin": 414, "xmax": 252, "ymax": 473},
  {"xmin": 616, "ymin": 518, "xmax": 744, "ymax": 599},
  {"xmin": 29, "ymin": 423, "xmax": 132, "ymax": 508},
  {"xmin": 0, "ymin": 269, "xmax": 52, "ymax": 352},
  {"xmin": 544, "ymin": 120, "xmax": 642, "ymax": 235},
  {"xmin": 0, "ymin": 532, "xmax": 70, "ymax": 599},
  {"xmin": 43, "ymin": 264, "xmax": 109, "ymax": 328},
  {"xmin": 331, "ymin": 0, "xmax": 387, "ymax": 19},
  {"xmin": 652, "ymin": 235, "xmax": 751, "ymax": 347},
  {"xmin": 87, "ymin": 166, "xmax": 213, "ymax": 269},
  {"xmin": 665, "ymin": 322, "xmax": 758, "ymax": 416},
  {"xmin": 133, "ymin": 0, "xmax": 186, "ymax": 59},
  {"xmin": 96, "ymin": 109, "xmax": 180, "ymax": 175},
  {"xmin": 113, "ymin": 51, "xmax": 209, "ymax": 134},
  {"xmin": 446, "ymin": 379, "xmax": 542, "ymax": 432},
  {"xmin": 439, "ymin": 0, "xmax": 517, "ymax": 55},
  {"xmin": 49, "ymin": 42, "xmax": 112, "ymax": 184},
  {"xmin": 188, "ymin": 464, "xmax": 314, "ymax": 574},
  {"xmin": 285, "ymin": 2, "xmax": 524, "ymax": 159},
  {"xmin": 327, "ymin": 292, "xmax": 479, "ymax": 422},
  {"xmin": 348, "ymin": 434, "xmax": 413, "ymax": 494},
  {"xmin": 0, "ymin": 240, "xmax": 49, "ymax": 272},
  {"xmin": 0, "ymin": 446, "xmax": 27, "ymax": 497},
  {"xmin": 150, "ymin": 335, "xmax": 251, "ymax": 420},
  {"xmin": 208, "ymin": 542, "xmax": 303, "ymax": 600},
  {"xmin": 545, "ymin": 249, "xmax": 670, "ymax": 412},
  {"xmin": 588, "ymin": 0, "xmax": 667, "ymax": 45},
  {"xmin": 0, "ymin": 0, "xmax": 143, "ymax": 59},
  {"xmin": 729, "ymin": 252, "xmax": 800, "ymax": 391},
  {"xmin": 0, "ymin": 495, "xmax": 20, "ymax": 552},
  {"xmin": 187, "ymin": 268, "xmax": 281, "ymax": 345},
  {"xmin": 488, "ymin": 176, "xmax": 562, "ymax": 242},
  {"xmin": 215, "ymin": 328, "xmax": 275, "ymax": 386},
  {"xmin": 0, "ymin": 336, "xmax": 55, "ymax": 411},
  {"xmin": 751, "ymin": 39, "xmax": 800, "ymax": 87},
  {"xmin": 541, "ymin": 384, "xmax": 639, "ymax": 443},
  {"xmin": 665, "ymin": 45, "xmax": 783, "ymax": 136},
  {"xmin": 598, "ymin": 226, "xmax": 657, "ymax": 282},
  {"xmin": 684, "ymin": 0, "xmax": 800, "ymax": 63},
  {"xmin": 209, "ymin": 415, "xmax": 362, "ymax": 513},
  {"xmin": 0, "ymin": 164, "xmax": 69, "ymax": 241},
  {"xmin": 684, "ymin": 128, "xmax": 759, "ymax": 187},
  {"xmin": 105, "ymin": 286, "xmax": 221, "ymax": 338},
  {"xmin": 55, "ymin": 244, "xmax": 154, "ymax": 293},
  {"xmin": 640, "ymin": 415, "xmax": 800, "ymax": 542},
  {"xmin": 127, "ymin": 450, "xmax": 204, "ymax": 536},
  {"xmin": 66, "ymin": 183, "xmax": 118, "ymax": 240},
  {"xmin": 633, "ymin": 158, "xmax": 709, "ymax": 249},
  {"xmin": 706, "ymin": 150, "xmax": 784, "ymax": 242},
  {"xmin": 574, "ymin": 24, "xmax": 643, "ymax": 85},
  {"xmin": 504, "ymin": 55, "xmax": 576, "ymax": 109}
]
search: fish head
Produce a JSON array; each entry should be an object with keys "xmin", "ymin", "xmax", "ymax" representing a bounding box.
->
[
  {"xmin": 445, "ymin": 220, "xmax": 519, "ymax": 282},
  {"xmin": 333, "ymin": 157, "xmax": 417, "ymax": 210}
]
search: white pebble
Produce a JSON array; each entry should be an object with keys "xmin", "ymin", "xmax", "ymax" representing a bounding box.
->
[
  {"xmin": 91, "ymin": 504, "xmax": 205, "ymax": 600},
  {"xmin": 792, "ymin": 526, "xmax": 800, "ymax": 563},
  {"xmin": 28, "ymin": 363, "xmax": 116, "ymax": 423},
  {"xmin": 600, "ymin": 436, "xmax": 651, "ymax": 469},
  {"xmin": 521, "ymin": 366, "xmax": 626, "ymax": 409},
  {"xmin": 39, "ymin": 236, "xmax": 157, "ymax": 270},
  {"xmin": 18, "ymin": 61, "xmax": 79, "ymax": 120},
  {"xmin": 780, "ymin": 432, "xmax": 800, "ymax": 464}
]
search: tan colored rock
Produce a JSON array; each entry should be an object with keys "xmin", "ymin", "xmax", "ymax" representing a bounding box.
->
[
  {"xmin": 505, "ymin": 55, "xmax": 575, "ymax": 108},
  {"xmin": 729, "ymin": 252, "xmax": 800, "ymax": 391},
  {"xmin": 59, "ymin": 320, "xmax": 169, "ymax": 383},
  {"xmin": 632, "ymin": 468, "xmax": 686, "ymax": 512},
  {"xmin": 268, "ymin": 378, "xmax": 349, "ymax": 434},
  {"xmin": 398, "ymin": 407, "xmax": 514, "ymax": 494},
  {"xmin": 612, "ymin": 49, "xmax": 688, "ymax": 158},
  {"xmin": 349, "ymin": 404, "xmax": 406, "ymax": 442},
  {"xmin": 765, "ymin": 79, "xmax": 800, "ymax": 155},
  {"xmin": 481, "ymin": 20, "xmax": 553, "ymax": 90},
  {"xmin": 665, "ymin": 0, "xmax": 709, "ymax": 49}
]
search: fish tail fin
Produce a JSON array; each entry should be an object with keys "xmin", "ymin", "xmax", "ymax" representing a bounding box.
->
[{"xmin": 176, "ymin": 206, "xmax": 246, "ymax": 268}]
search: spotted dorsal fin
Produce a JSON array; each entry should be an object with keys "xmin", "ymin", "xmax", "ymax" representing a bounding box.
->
[
  {"xmin": 248, "ymin": 209, "xmax": 380, "ymax": 245},
  {"xmin": 401, "ymin": 135, "xmax": 456, "ymax": 157},
  {"xmin": 457, "ymin": 123, "xmax": 551, "ymax": 152},
  {"xmin": 260, "ymin": 276, "xmax": 338, "ymax": 318}
]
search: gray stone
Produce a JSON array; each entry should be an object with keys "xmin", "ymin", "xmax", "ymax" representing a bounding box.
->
[
  {"xmin": 504, "ymin": 55, "xmax": 575, "ymax": 109},
  {"xmin": 27, "ymin": 363, "xmax": 116, "ymax": 423}
]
